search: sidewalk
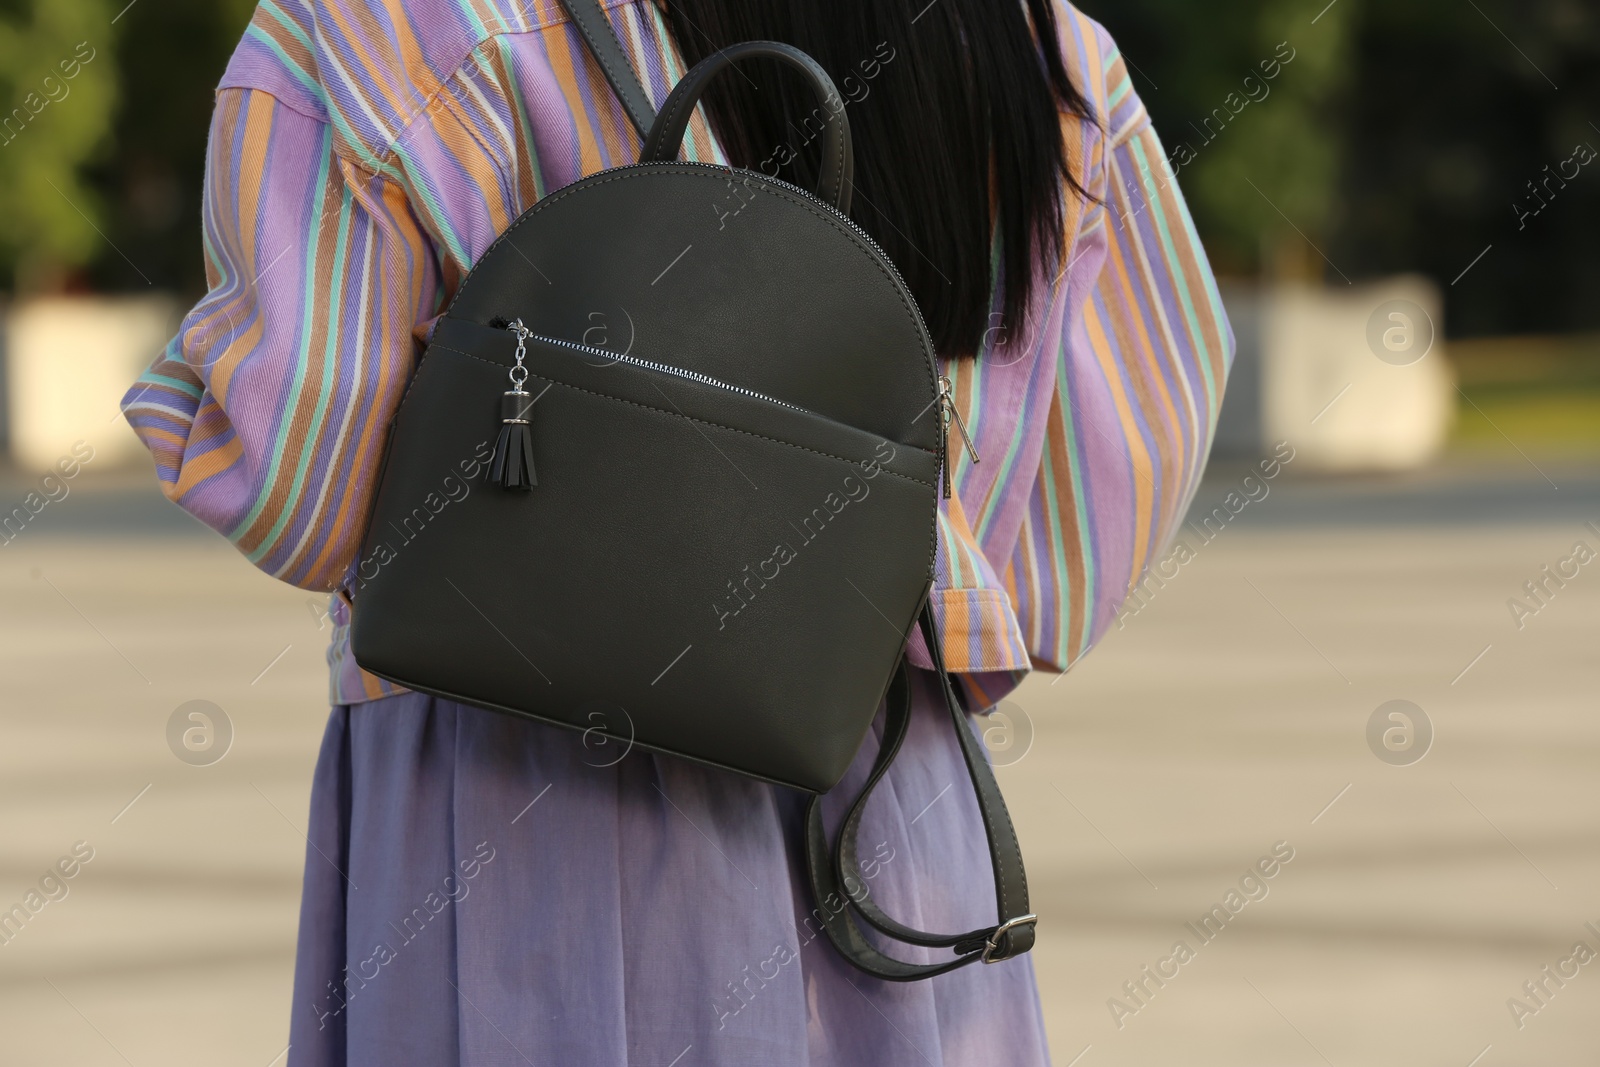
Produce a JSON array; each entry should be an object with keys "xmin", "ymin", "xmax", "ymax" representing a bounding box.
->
[{"xmin": 0, "ymin": 465, "xmax": 1596, "ymax": 1065}]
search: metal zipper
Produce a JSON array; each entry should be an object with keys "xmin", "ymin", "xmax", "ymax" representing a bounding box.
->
[
  {"xmin": 935, "ymin": 374, "xmax": 980, "ymax": 499},
  {"xmin": 512, "ymin": 326, "xmax": 811, "ymax": 414},
  {"xmin": 456, "ymin": 158, "xmax": 942, "ymax": 390},
  {"xmin": 651, "ymin": 161, "xmax": 964, "ymax": 492},
  {"xmin": 481, "ymin": 162, "xmax": 961, "ymax": 490}
]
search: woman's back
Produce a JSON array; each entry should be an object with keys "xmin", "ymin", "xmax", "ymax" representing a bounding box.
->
[
  {"xmin": 121, "ymin": 2, "xmax": 1231, "ymax": 1061},
  {"xmin": 128, "ymin": 0, "xmax": 1228, "ymax": 705}
]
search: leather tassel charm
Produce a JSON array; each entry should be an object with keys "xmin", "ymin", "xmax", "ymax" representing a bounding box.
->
[
  {"xmin": 490, "ymin": 389, "xmax": 537, "ymax": 488},
  {"xmin": 490, "ymin": 318, "xmax": 537, "ymax": 490}
]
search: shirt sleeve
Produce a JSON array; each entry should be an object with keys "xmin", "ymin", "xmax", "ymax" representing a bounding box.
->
[
  {"xmin": 1008, "ymin": 41, "xmax": 1234, "ymax": 672},
  {"xmin": 121, "ymin": 87, "xmax": 440, "ymax": 592}
]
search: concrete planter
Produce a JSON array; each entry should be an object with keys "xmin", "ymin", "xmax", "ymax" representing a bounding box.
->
[
  {"xmin": 4, "ymin": 295, "xmax": 179, "ymax": 471},
  {"xmin": 1218, "ymin": 276, "xmax": 1455, "ymax": 471}
]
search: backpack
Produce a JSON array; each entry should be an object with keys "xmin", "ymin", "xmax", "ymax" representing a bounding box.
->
[{"xmin": 350, "ymin": 0, "xmax": 1035, "ymax": 981}]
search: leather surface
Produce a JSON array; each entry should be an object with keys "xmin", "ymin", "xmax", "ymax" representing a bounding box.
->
[
  {"xmin": 641, "ymin": 41, "xmax": 854, "ymax": 214},
  {"xmin": 428, "ymin": 319, "xmax": 938, "ymax": 485},
  {"xmin": 358, "ymin": 159, "xmax": 942, "ymax": 792},
  {"xmin": 802, "ymin": 606, "xmax": 1036, "ymax": 980},
  {"xmin": 353, "ymin": 323, "xmax": 938, "ymax": 792},
  {"xmin": 351, "ymin": 32, "xmax": 1036, "ymax": 980},
  {"xmin": 446, "ymin": 164, "xmax": 940, "ymax": 454}
]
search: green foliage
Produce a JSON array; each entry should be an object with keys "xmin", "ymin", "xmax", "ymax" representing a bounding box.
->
[
  {"xmin": 86, "ymin": 0, "xmax": 258, "ymax": 294},
  {"xmin": 1091, "ymin": 0, "xmax": 1600, "ymax": 334},
  {"xmin": 0, "ymin": 0, "xmax": 118, "ymax": 289},
  {"xmin": 1183, "ymin": 6, "xmax": 1353, "ymax": 274},
  {"xmin": 2, "ymin": 0, "xmax": 1592, "ymax": 337},
  {"xmin": 1094, "ymin": 0, "xmax": 1356, "ymax": 276}
]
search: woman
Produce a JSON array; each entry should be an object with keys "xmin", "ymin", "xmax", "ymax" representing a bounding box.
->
[{"xmin": 123, "ymin": 0, "xmax": 1231, "ymax": 1062}]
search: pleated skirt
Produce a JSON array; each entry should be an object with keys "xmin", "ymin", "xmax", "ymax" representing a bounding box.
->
[{"xmin": 286, "ymin": 668, "xmax": 1053, "ymax": 1066}]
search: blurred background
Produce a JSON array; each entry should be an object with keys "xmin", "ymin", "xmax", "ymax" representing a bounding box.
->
[{"xmin": 0, "ymin": 0, "xmax": 1596, "ymax": 1064}]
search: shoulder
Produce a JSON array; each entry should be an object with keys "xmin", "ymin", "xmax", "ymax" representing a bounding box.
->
[
  {"xmin": 215, "ymin": 0, "xmax": 582, "ymax": 167},
  {"xmin": 1048, "ymin": 2, "xmax": 1149, "ymax": 144}
]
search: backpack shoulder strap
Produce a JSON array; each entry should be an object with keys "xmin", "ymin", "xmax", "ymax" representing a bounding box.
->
[
  {"xmin": 803, "ymin": 603, "xmax": 1037, "ymax": 980},
  {"xmin": 555, "ymin": 0, "xmax": 658, "ymax": 140}
]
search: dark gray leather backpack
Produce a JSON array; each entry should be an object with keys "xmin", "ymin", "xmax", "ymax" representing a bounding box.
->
[{"xmin": 350, "ymin": 0, "xmax": 1036, "ymax": 980}]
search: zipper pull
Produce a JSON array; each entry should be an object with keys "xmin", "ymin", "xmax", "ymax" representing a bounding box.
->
[
  {"xmin": 488, "ymin": 318, "xmax": 537, "ymax": 489},
  {"xmin": 937, "ymin": 375, "xmax": 978, "ymax": 499}
]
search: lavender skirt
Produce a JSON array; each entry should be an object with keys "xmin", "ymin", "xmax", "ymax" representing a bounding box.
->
[{"xmin": 287, "ymin": 670, "xmax": 1052, "ymax": 1066}]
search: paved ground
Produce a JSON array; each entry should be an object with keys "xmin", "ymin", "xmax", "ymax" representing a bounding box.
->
[{"xmin": 0, "ymin": 460, "xmax": 1596, "ymax": 1066}]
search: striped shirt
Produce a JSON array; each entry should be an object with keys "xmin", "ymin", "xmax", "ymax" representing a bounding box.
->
[{"xmin": 121, "ymin": 0, "xmax": 1232, "ymax": 708}]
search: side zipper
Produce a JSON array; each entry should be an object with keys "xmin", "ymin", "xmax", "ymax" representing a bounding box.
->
[{"xmin": 936, "ymin": 374, "xmax": 979, "ymax": 499}]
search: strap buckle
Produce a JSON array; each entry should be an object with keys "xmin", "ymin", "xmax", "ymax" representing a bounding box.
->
[{"xmin": 980, "ymin": 913, "xmax": 1038, "ymax": 964}]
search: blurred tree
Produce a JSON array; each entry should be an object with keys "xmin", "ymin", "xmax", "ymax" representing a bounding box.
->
[
  {"xmin": 1333, "ymin": 0, "xmax": 1600, "ymax": 336},
  {"xmin": 1089, "ymin": 0, "xmax": 1600, "ymax": 335},
  {"xmin": 24, "ymin": 0, "xmax": 1598, "ymax": 337},
  {"xmin": 1086, "ymin": 0, "xmax": 1356, "ymax": 280},
  {"xmin": 84, "ymin": 0, "xmax": 256, "ymax": 296},
  {"xmin": 0, "ymin": 0, "xmax": 118, "ymax": 292}
]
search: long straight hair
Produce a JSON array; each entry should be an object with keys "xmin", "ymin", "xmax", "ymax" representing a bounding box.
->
[{"xmin": 654, "ymin": 0, "xmax": 1092, "ymax": 358}]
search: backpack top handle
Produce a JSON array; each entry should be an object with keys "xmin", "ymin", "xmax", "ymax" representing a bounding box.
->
[{"xmin": 640, "ymin": 41, "xmax": 855, "ymax": 215}]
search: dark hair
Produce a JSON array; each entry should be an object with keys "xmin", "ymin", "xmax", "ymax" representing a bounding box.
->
[{"xmin": 654, "ymin": 0, "xmax": 1093, "ymax": 358}]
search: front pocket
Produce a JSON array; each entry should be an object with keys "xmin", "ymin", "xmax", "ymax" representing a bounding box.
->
[
  {"xmin": 528, "ymin": 332, "xmax": 814, "ymax": 414},
  {"xmin": 352, "ymin": 317, "xmax": 941, "ymax": 790},
  {"xmin": 425, "ymin": 316, "xmax": 939, "ymax": 489}
]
